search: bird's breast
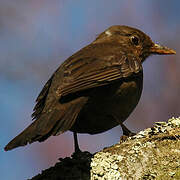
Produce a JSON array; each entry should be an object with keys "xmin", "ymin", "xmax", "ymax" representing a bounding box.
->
[{"xmin": 71, "ymin": 72, "xmax": 143, "ymax": 134}]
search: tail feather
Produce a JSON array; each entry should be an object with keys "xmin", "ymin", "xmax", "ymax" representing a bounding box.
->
[
  {"xmin": 5, "ymin": 120, "xmax": 41, "ymax": 151},
  {"xmin": 4, "ymin": 97, "xmax": 88, "ymax": 151},
  {"xmin": 4, "ymin": 111, "xmax": 59, "ymax": 151}
]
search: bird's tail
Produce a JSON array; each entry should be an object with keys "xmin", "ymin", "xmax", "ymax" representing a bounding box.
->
[
  {"xmin": 4, "ymin": 118, "xmax": 46, "ymax": 151},
  {"xmin": 4, "ymin": 97, "xmax": 88, "ymax": 151}
]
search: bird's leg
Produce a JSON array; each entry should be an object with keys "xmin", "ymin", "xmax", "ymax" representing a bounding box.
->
[
  {"xmin": 113, "ymin": 115, "xmax": 136, "ymax": 136},
  {"xmin": 119, "ymin": 122, "xmax": 136, "ymax": 142},
  {"xmin": 120, "ymin": 123, "xmax": 136, "ymax": 136},
  {"xmin": 73, "ymin": 132, "xmax": 81, "ymax": 153}
]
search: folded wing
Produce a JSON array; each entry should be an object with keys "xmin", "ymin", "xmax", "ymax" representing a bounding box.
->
[{"xmin": 5, "ymin": 43, "xmax": 142, "ymax": 151}]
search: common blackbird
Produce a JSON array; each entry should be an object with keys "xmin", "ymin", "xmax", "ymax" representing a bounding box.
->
[{"xmin": 5, "ymin": 25, "xmax": 176, "ymax": 152}]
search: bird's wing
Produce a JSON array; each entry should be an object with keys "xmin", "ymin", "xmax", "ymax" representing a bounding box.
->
[
  {"xmin": 32, "ymin": 43, "xmax": 142, "ymax": 123},
  {"xmin": 32, "ymin": 75, "xmax": 54, "ymax": 120},
  {"xmin": 4, "ymin": 44, "xmax": 143, "ymax": 151},
  {"xmin": 58, "ymin": 49, "xmax": 142, "ymax": 97}
]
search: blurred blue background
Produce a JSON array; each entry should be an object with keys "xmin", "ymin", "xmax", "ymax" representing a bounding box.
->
[{"xmin": 0, "ymin": 0, "xmax": 179, "ymax": 179}]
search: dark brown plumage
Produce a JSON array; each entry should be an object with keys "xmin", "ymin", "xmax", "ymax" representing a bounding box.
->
[{"xmin": 4, "ymin": 25, "xmax": 176, "ymax": 152}]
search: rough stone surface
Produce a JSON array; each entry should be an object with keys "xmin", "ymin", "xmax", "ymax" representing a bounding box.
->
[
  {"xmin": 91, "ymin": 117, "xmax": 180, "ymax": 180},
  {"xmin": 30, "ymin": 117, "xmax": 180, "ymax": 180},
  {"xmin": 30, "ymin": 151, "xmax": 92, "ymax": 180}
]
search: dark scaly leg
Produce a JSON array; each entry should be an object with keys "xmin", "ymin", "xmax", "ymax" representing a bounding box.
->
[
  {"xmin": 120, "ymin": 122, "xmax": 136, "ymax": 136},
  {"xmin": 73, "ymin": 132, "xmax": 81, "ymax": 153},
  {"xmin": 119, "ymin": 122, "xmax": 136, "ymax": 142},
  {"xmin": 112, "ymin": 115, "xmax": 135, "ymax": 136}
]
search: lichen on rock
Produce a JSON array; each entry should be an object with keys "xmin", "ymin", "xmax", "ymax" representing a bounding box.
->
[{"xmin": 90, "ymin": 117, "xmax": 180, "ymax": 180}]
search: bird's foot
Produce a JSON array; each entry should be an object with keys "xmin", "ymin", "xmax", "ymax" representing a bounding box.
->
[
  {"xmin": 72, "ymin": 150, "xmax": 92, "ymax": 160},
  {"xmin": 120, "ymin": 123, "xmax": 136, "ymax": 136},
  {"xmin": 120, "ymin": 123, "xmax": 136, "ymax": 142}
]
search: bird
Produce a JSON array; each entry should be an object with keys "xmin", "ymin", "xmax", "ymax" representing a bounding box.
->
[{"xmin": 4, "ymin": 25, "xmax": 176, "ymax": 152}]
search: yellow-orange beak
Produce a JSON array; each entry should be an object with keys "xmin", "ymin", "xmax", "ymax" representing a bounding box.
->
[{"xmin": 150, "ymin": 43, "xmax": 176, "ymax": 55}]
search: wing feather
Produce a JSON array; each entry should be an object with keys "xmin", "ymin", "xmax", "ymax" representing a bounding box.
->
[
  {"xmin": 32, "ymin": 43, "xmax": 142, "ymax": 121},
  {"xmin": 59, "ymin": 55, "xmax": 142, "ymax": 97}
]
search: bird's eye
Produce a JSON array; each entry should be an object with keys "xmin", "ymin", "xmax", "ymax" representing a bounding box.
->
[{"xmin": 131, "ymin": 36, "xmax": 139, "ymax": 46}]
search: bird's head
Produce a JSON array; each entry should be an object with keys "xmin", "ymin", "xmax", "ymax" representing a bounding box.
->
[{"xmin": 94, "ymin": 25, "xmax": 176, "ymax": 62}]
